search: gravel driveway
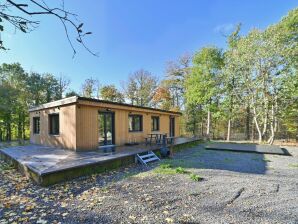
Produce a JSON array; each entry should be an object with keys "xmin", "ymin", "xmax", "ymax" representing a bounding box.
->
[{"xmin": 1, "ymin": 144, "xmax": 298, "ymax": 224}]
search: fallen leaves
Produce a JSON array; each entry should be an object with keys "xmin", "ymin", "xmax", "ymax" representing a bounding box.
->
[
  {"xmin": 165, "ymin": 217, "xmax": 174, "ymax": 223},
  {"xmin": 0, "ymin": 159, "xmax": 197, "ymax": 223}
]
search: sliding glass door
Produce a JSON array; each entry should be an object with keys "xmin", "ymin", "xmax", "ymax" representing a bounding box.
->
[
  {"xmin": 169, "ymin": 117, "xmax": 175, "ymax": 137},
  {"xmin": 98, "ymin": 112, "xmax": 115, "ymax": 146}
]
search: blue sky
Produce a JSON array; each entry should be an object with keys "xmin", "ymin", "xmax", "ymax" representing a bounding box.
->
[{"xmin": 0, "ymin": 0, "xmax": 297, "ymax": 92}]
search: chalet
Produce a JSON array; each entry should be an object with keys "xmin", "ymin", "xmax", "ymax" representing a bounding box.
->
[{"xmin": 29, "ymin": 96, "xmax": 181, "ymax": 151}]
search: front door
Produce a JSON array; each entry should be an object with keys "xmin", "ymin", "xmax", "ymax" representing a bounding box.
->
[
  {"xmin": 98, "ymin": 112, "xmax": 115, "ymax": 146},
  {"xmin": 169, "ymin": 117, "xmax": 175, "ymax": 137}
]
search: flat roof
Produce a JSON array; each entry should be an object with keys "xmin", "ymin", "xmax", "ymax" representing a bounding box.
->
[{"xmin": 29, "ymin": 96, "xmax": 182, "ymax": 115}]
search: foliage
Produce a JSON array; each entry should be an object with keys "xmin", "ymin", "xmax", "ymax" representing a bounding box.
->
[
  {"xmin": 185, "ymin": 46, "xmax": 224, "ymax": 138},
  {"xmin": 154, "ymin": 164, "xmax": 189, "ymax": 175},
  {"xmin": 99, "ymin": 85, "xmax": 124, "ymax": 103},
  {"xmin": 164, "ymin": 54, "xmax": 192, "ymax": 109},
  {"xmin": 81, "ymin": 78, "xmax": 99, "ymax": 98},
  {"xmin": 175, "ymin": 167, "xmax": 188, "ymax": 174},
  {"xmin": 122, "ymin": 69, "xmax": 158, "ymax": 107},
  {"xmin": 189, "ymin": 173, "xmax": 202, "ymax": 181},
  {"xmin": 180, "ymin": 8, "xmax": 298, "ymax": 142},
  {"xmin": 152, "ymin": 86, "xmax": 172, "ymax": 110},
  {"xmin": 65, "ymin": 90, "xmax": 80, "ymax": 97},
  {"xmin": 0, "ymin": 63, "xmax": 70, "ymax": 141}
]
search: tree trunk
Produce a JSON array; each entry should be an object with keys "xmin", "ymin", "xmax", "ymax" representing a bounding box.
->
[
  {"xmin": 246, "ymin": 106, "xmax": 250, "ymax": 140},
  {"xmin": 6, "ymin": 122, "xmax": 11, "ymax": 141},
  {"xmin": 267, "ymin": 102, "xmax": 278, "ymax": 145},
  {"xmin": 22, "ymin": 113, "xmax": 26, "ymax": 140},
  {"xmin": 254, "ymin": 116, "xmax": 262, "ymax": 144},
  {"xmin": 262, "ymin": 101, "xmax": 268, "ymax": 139},
  {"xmin": 251, "ymin": 119, "xmax": 255, "ymax": 143},
  {"xmin": 201, "ymin": 121, "xmax": 204, "ymax": 138},
  {"xmin": 227, "ymin": 119, "xmax": 231, "ymax": 141},
  {"xmin": 18, "ymin": 113, "xmax": 22, "ymax": 141},
  {"xmin": 206, "ymin": 108, "xmax": 211, "ymax": 139}
]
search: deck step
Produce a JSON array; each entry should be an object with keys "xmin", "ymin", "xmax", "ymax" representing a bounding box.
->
[
  {"xmin": 136, "ymin": 151, "xmax": 160, "ymax": 166},
  {"xmin": 139, "ymin": 153, "xmax": 155, "ymax": 159}
]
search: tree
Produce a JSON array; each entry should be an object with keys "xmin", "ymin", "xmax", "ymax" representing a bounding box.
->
[
  {"xmin": 0, "ymin": 63, "xmax": 28, "ymax": 140},
  {"xmin": 99, "ymin": 85, "xmax": 124, "ymax": 103},
  {"xmin": 0, "ymin": 62, "xmax": 73, "ymax": 141},
  {"xmin": 152, "ymin": 86, "xmax": 172, "ymax": 110},
  {"xmin": 185, "ymin": 47, "xmax": 224, "ymax": 139},
  {"xmin": 222, "ymin": 23, "xmax": 242, "ymax": 141},
  {"xmin": 223, "ymin": 25, "xmax": 295, "ymax": 144},
  {"xmin": 43, "ymin": 73, "xmax": 60, "ymax": 102},
  {"xmin": 57, "ymin": 75, "xmax": 71, "ymax": 99},
  {"xmin": 122, "ymin": 69, "xmax": 158, "ymax": 107},
  {"xmin": 164, "ymin": 53, "xmax": 192, "ymax": 109},
  {"xmin": 65, "ymin": 90, "xmax": 79, "ymax": 97},
  {"xmin": 81, "ymin": 78, "xmax": 99, "ymax": 98},
  {"xmin": 0, "ymin": 0, "xmax": 97, "ymax": 56}
]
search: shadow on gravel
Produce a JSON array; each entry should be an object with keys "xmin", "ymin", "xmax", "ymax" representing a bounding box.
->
[{"xmin": 166, "ymin": 145, "xmax": 269, "ymax": 174}]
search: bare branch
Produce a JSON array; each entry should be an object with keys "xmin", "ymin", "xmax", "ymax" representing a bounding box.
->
[{"xmin": 1, "ymin": 0, "xmax": 98, "ymax": 57}]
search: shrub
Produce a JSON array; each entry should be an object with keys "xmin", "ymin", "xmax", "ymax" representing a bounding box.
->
[
  {"xmin": 175, "ymin": 167, "xmax": 188, "ymax": 174},
  {"xmin": 189, "ymin": 173, "xmax": 202, "ymax": 181}
]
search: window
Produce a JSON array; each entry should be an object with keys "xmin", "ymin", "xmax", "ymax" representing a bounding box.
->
[
  {"xmin": 33, "ymin": 117, "xmax": 40, "ymax": 134},
  {"xmin": 49, "ymin": 114, "xmax": 59, "ymax": 135},
  {"xmin": 151, "ymin": 116, "xmax": 160, "ymax": 131},
  {"xmin": 129, "ymin": 115, "xmax": 143, "ymax": 132}
]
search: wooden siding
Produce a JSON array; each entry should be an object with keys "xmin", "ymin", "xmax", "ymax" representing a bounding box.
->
[
  {"xmin": 29, "ymin": 105, "xmax": 76, "ymax": 150},
  {"xmin": 76, "ymin": 105, "xmax": 98, "ymax": 150},
  {"xmin": 30, "ymin": 101, "xmax": 180, "ymax": 150},
  {"xmin": 76, "ymin": 104, "xmax": 180, "ymax": 150}
]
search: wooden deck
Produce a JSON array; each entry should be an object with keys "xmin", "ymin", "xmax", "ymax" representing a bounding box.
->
[{"xmin": 0, "ymin": 137, "xmax": 200, "ymax": 186}]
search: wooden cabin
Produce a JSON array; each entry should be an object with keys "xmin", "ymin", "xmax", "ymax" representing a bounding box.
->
[{"xmin": 29, "ymin": 96, "xmax": 181, "ymax": 151}]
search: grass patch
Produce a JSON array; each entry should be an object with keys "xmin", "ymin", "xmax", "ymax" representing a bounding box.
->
[
  {"xmin": 289, "ymin": 163, "xmax": 298, "ymax": 168},
  {"xmin": 175, "ymin": 167, "xmax": 189, "ymax": 174},
  {"xmin": 189, "ymin": 173, "xmax": 202, "ymax": 181},
  {"xmin": 159, "ymin": 163, "xmax": 172, "ymax": 169},
  {"xmin": 154, "ymin": 167, "xmax": 177, "ymax": 175},
  {"xmin": 154, "ymin": 164, "xmax": 189, "ymax": 175},
  {"xmin": 0, "ymin": 162, "xmax": 14, "ymax": 171}
]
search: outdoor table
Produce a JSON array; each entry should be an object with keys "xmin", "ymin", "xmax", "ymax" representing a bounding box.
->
[{"xmin": 148, "ymin": 133, "xmax": 167, "ymax": 145}]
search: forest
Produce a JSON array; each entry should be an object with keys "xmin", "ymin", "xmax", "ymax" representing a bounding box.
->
[{"xmin": 0, "ymin": 8, "xmax": 297, "ymax": 143}]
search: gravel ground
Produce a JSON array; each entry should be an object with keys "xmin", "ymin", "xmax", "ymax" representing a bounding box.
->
[{"xmin": 1, "ymin": 144, "xmax": 298, "ymax": 224}]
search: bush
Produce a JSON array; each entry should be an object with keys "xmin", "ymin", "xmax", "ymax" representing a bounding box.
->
[
  {"xmin": 175, "ymin": 167, "xmax": 188, "ymax": 174},
  {"xmin": 189, "ymin": 173, "xmax": 202, "ymax": 181}
]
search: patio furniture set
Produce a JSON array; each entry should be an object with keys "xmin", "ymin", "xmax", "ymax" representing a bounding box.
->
[{"xmin": 145, "ymin": 133, "xmax": 175, "ymax": 146}]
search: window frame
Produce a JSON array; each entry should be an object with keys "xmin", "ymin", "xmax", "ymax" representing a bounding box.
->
[
  {"xmin": 33, "ymin": 117, "xmax": 40, "ymax": 134},
  {"xmin": 151, "ymin": 116, "xmax": 160, "ymax": 131},
  {"xmin": 128, "ymin": 114, "xmax": 143, "ymax": 132},
  {"xmin": 48, "ymin": 113, "xmax": 60, "ymax": 135}
]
